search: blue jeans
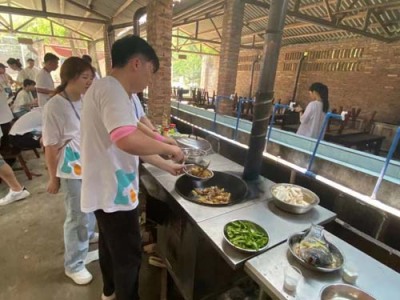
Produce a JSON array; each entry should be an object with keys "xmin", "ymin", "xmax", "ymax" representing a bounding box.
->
[{"xmin": 61, "ymin": 178, "xmax": 96, "ymax": 273}]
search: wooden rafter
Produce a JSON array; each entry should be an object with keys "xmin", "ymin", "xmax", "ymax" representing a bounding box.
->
[
  {"xmin": 14, "ymin": 16, "xmax": 35, "ymax": 31},
  {"xmin": 209, "ymin": 18, "xmax": 221, "ymax": 39},
  {"xmin": 66, "ymin": 0, "xmax": 109, "ymax": 20}
]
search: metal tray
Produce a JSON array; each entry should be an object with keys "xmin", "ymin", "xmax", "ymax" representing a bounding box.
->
[
  {"xmin": 288, "ymin": 231, "xmax": 344, "ymax": 273},
  {"xmin": 175, "ymin": 171, "xmax": 248, "ymax": 207},
  {"xmin": 223, "ymin": 220, "xmax": 269, "ymax": 253},
  {"xmin": 320, "ymin": 283, "xmax": 376, "ymax": 300},
  {"xmin": 271, "ymin": 183, "xmax": 320, "ymax": 214}
]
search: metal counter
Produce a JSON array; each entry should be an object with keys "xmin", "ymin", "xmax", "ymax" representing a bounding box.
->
[
  {"xmin": 197, "ymin": 198, "xmax": 336, "ymax": 269},
  {"xmin": 244, "ymin": 231, "xmax": 400, "ymax": 300}
]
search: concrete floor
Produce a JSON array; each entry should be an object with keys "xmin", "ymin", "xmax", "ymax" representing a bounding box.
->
[{"xmin": 0, "ymin": 152, "xmax": 163, "ymax": 300}]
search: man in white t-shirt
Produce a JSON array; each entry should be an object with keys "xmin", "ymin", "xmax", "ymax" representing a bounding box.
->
[
  {"xmin": 12, "ymin": 79, "xmax": 36, "ymax": 118},
  {"xmin": 24, "ymin": 58, "xmax": 40, "ymax": 81},
  {"xmin": 36, "ymin": 53, "xmax": 59, "ymax": 107},
  {"xmin": 81, "ymin": 35, "xmax": 184, "ymax": 300},
  {"xmin": 9, "ymin": 107, "xmax": 42, "ymax": 149}
]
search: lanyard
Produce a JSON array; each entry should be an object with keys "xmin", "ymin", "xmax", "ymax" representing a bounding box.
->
[
  {"xmin": 131, "ymin": 96, "xmax": 139, "ymax": 120},
  {"xmin": 63, "ymin": 91, "xmax": 81, "ymax": 121}
]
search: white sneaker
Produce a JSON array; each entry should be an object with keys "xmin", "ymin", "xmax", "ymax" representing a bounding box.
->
[
  {"xmin": 0, "ymin": 188, "xmax": 30, "ymax": 206},
  {"xmin": 84, "ymin": 250, "xmax": 99, "ymax": 265},
  {"xmin": 65, "ymin": 267, "xmax": 93, "ymax": 285},
  {"xmin": 89, "ymin": 232, "xmax": 99, "ymax": 244},
  {"xmin": 101, "ymin": 293, "xmax": 116, "ymax": 300}
]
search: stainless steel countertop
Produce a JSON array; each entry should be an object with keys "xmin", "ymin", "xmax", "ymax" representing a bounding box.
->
[
  {"xmin": 244, "ymin": 231, "xmax": 400, "ymax": 300},
  {"xmin": 197, "ymin": 199, "xmax": 336, "ymax": 269},
  {"xmin": 142, "ymin": 153, "xmax": 268, "ymax": 223}
]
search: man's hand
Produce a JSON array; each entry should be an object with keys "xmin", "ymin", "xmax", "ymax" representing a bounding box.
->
[
  {"xmin": 164, "ymin": 137, "xmax": 178, "ymax": 146},
  {"xmin": 47, "ymin": 178, "xmax": 60, "ymax": 194}
]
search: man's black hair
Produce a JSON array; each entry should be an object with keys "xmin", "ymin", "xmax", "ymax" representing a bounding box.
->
[
  {"xmin": 111, "ymin": 35, "xmax": 159, "ymax": 72},
  {"xmin": 82, "ymin": 54, "xmax": 92, "ymax": 64},
  {"xmin": 44, "ymin": 53, "xmax": 59, "ymax": 63},
  {"xmin": 23, "ymin": 79, "xmax": 36, "ymax": 87}
]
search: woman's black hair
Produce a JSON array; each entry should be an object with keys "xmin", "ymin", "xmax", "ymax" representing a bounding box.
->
[
  {"xmin": 309, "ymin": 82, "xmax": 329, "ymax": 113},
  {"xmin": 7, "ymin": 58, "xmax": 22, "ymax": 69}
]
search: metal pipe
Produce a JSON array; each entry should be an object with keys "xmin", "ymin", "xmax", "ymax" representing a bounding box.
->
[
  {"xmin": 243, "ymin": 0, "xmax": 290, "ymax": 181},
  {"xmin": 233, "ymin": 97, "xmax": 244, "ymax": 140},
  {"xmin": 133, "ymin": 6, "xmax": 147, "ymax": 36},
  {"xmin": 306, "ymin": 112, "xmax": 343, "ymax": 176},
  {"xmin": 266, "ymin": 103, "xmax": 289, "ymax": 143},
  {"xmin": 249, "ymin": 55, "xmax": 260, "ymax": 98},
  {"xmin": 371, "ymin": 127, "xmax": 400, "ymax": 199}
]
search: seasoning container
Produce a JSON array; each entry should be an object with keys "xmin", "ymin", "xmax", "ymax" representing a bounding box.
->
[
  {"xmin": 342, "ymin": 262, "xmax": 358, "ymax": 284},
  {"xmin": 163, "ymin": 127, "xmax": 169, "ymax": 137},
  {"xmin": 169, "ymin": 123, "xmax": 176, "ymax": 135}
]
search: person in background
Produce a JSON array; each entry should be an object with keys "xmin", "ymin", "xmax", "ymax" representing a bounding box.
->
[
  {"xmin": 131, "ymin": 93, "xmax": 178, "ymax": 146},
  {"xmin": 42, "ymin": 57, "xmax": 97, "ymax": 285},
  {"xmin": 7, "ymin": 58, "xmax": 27, "ymax": 86},
  {"xmin": 9, "ymin": 107, "xmax": 42, "ymax": 150},
  {"xmin": 80, "ymin": 35, "xmax": 184, "ymax": 300},
  {"xmin": 24, "ymin": 58, "xmax": 40, "ymax": 81},
  {"xmin": 0, "ymin": 63, "xmax": 14, "ymax": 97},
  {"xmin": 81, "ymin": 54, "xmax": 100, "ymax": 79},
  {"xmin": 36, "ymin": 53, "xmax": 59, "ymax": 107},
  {"xmin": 295, "ymin": 82, "xmax": 329, "ymax": 139},
  {"xmin": 0, "ymin": 126, "xmax": 31, "ymax": 206},
  {"xmin": 12, "ymin": 79, "xmax": 37, "ymax": 118}
]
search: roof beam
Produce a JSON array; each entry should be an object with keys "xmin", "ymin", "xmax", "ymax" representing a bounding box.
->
[
  {"xmin": 41, "ymin": 0, "xmax": 46, "ymax": 12},
  {"xmin": 66, "ymin": 0, "xmax": 109, "ymax": 20},
  {"xmin": 0, "ymin": 5, "xmax": 107, "ymax": 24},
  {"xmin": 49, "ymin": 17, "xmax": 93, "ymax": 40},
  {"xmin": 112, "ymin": 0, "xmax": 133, "ymax": 20},
  {"xmin": 173, "ymin": 10, "xmax": 224, "ymax": 27},
  {"xmin": 2, "ymin": 29, "xmax": 90, "ymax": 41},
  {"xmin": 363, "ymin": 0, "xmax": 392, "ymax": 36},
  {"xmin": 244, "ymin": 0, "xmax": 390, "ymax": 42},
  {"xmin": 172, "ymin": 34, "xmax": 259, "ymax": 49},
  {"xmin": 209, "ymin": 18, "xmax": 221, "ymax": 39},
  {"xmin": 14, "ymin": 16, "xmax": 35, "ymax": 31},
  {"xmin": 333, "ymin": 1, "xmax": 400, "ymax": 15}
]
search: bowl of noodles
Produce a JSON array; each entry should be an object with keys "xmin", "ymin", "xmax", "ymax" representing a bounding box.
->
[{"xmin": 271, "ymin": 183, "xmax": 319, "ymax": 214}]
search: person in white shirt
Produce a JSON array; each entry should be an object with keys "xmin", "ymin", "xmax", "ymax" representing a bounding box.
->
[
  {"xmin": 24, "ymin": 58, "xmax": 40, "ymax": 81},
  {"xmin": 296, "ymin": 82, "xmax": 330, "ymax": 139},
  {"xmin": 9, "ymin": 107, "xmax": 42, "ymax": 149},
  {"xmin": 0, "ymin": 127, "xmax": 31, "ymax": 206},
  {"xmin": 36, "ymin": 53, "xmax": 59, "ymax": 107},
  {"xmin": 81, "ymin": 54, "xmax": 101, "ymax": 79},
  {"xmin": 0, "ymin": 63, "xmax": 14, "ymax": 97},
  {"xmin": 43, "ymin": 57, "xmax": 97, "ymax": 285},
  {"xmin": 12, "ymin": 79, "xmax": 36, "ymax": 118},
  {"xmin": 7, "ymin": 58, "xmax": 27, "ymax": 86},
  {"xmin": 80, "ymin": 35, "xmax": 184, "ymax": 300}
]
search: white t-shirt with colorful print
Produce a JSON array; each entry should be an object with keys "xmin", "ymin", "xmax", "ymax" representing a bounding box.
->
[
  {"xmin": 80, "ymin": 76, "xmax": 140, "ymax": 213},
  {"xmin": 42, "ymin": 94, "xmax": 82, "ymax": 179}
]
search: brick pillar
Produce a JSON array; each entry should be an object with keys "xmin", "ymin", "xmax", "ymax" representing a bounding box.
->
[
  {"xmin": 146, "ymin": 0, "xmax": 173, "ymax": 125},
  {"xmin": 103, "ymin": 23, "xmax": 114, "ymax": 75},
  {"xmin": 217, "ymin": 0, "xmax": 245, "ymax": 97}
]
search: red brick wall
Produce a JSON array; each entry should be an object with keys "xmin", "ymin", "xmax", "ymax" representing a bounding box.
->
[
  {"xmin": 236, "ymin": 38, "xmax": 400, "ymax": 124},
  {"xmin": 147, "ymin": 0, "xmax": 173, "ymax": 125}
]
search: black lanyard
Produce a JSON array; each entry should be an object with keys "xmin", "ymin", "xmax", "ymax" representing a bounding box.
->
[{"xmin": 63, "ymin": 91, "xmax": 81, "ymax": 121}]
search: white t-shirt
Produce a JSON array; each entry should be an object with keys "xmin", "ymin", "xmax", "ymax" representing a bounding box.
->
[
  {"xmin": 132, "ymin": 94, "xmax": 146, "ymax": 119},
  {"xmin": 36, "ymin": 68, "xmax": 54, "ymax": 107},
  {"xmin": 296, "ymin": 101, "xmax": 326, "ymax": 139},
  {"xmin": 42, "ymin": 94, "xmax": 82, "ymax": 179},
  {"xmin": 0, "ymin": 91, "xmax": 13, "ymax": 124},
  {"xmin": 12, "ymin": 90, "xmax": 33, "ymax": 113},
  {"xmin": 81, "ymin": 76, "xmax": 139, "ymax": 213},
  {"xmin": 16, "ymin": 69, "xmax": 28, "ymax": 83},
  {"xmin": 10, "ymin": 107, "xmax": 42, "ymax": 136},
  {"xmin": 24, "ymin": 67, "xmax": 40, "ymax": 81}
]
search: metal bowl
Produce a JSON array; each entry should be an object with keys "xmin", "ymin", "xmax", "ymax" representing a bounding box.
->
[
  {"xmin": 223, "ymin": 220, "xmax": 269, "ymax": 253},
  {"xmin": 288, "ymin": 231, "xmax": 344, "ymax": 272},
  {"xmin": 181, "ymin": 148, "xmax": 207, "ymax": 164},
  {"xmin": 183, "ymin": 164, "xmax": 214, "ymax": 180},
  {"xmin": 271, "ymin": 183, "xmax": 320, "ymax": 214},
  {"xmin": 320, "ymin": 284, "xmax": 376, "ymax": 300}
]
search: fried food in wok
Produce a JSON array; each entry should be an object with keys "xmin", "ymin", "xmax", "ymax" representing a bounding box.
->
[{"xmin": 191, "ymin": 186, "xmax": 231, "ymax": 204}]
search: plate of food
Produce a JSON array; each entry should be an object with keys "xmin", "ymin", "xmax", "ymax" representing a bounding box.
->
[
  {"xmin": 320, "ymin": 284, "xmax": 376, "ymax": 300},
  {"xmin": 174, "ymin": 171, "xmax": 248, "ymax": 206},
  {"xmin": 183, "ymin": 164, "xmax": 214, "ymax": 180},
  {"xmin": 271, "ymin": 183, "xmax": 320, "ymax": 214},
  {"xmin": 288, "ymin": 225, "xmax": 344, "ymax": 272},
  {"xmin": 223, "ymin": 220, "xmax": 269, "ymax": 253}
]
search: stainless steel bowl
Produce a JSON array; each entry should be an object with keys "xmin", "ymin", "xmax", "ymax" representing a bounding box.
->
[
  {"xmin": 181, "ymin": 148, "xmax": 207, "ymax": 164},
  {"xmin": 271, "ymin": 183, "xmax": 320, "ymax": 214},
  {"xmin": 223, "ymin": 220, "xmax": 269, "ymax": 253},
  {"xmin": 288, "ymin": 231, "xmax": 344, "ymax": 272},
  {"xmin": 183, "ymin": 164, "xmax": 214, "ymax": 181},
  {"xmin": 320, "ymin": 283, "xmax": 376, "ymax": 300}
]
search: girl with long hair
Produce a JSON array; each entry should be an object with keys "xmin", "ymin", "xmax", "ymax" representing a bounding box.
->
[
  {"xmin": 7, "ymin": 58, "xmax": 26, "ymax": 86},
  {"xmin": 296, "ymin": 82, "xmax": 329, "ymax": 139},
  {"xmin": 42, "ymin": 56, "xmax": 97, "ymax": 285}
]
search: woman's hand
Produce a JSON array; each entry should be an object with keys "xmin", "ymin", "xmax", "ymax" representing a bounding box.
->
[
  {"xmin": 164, "ymin": 137, "xmax": 178, "ymax": 146},
  {"xmin": 47, "ymin": 178, "xmax": 60, "ymax": 194},
  {"xmin": 166, "ymin": 163, "xmax": 184, "ymax": 176}
]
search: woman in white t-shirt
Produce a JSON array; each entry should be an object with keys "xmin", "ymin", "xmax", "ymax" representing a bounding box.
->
[
  {"xmin": 42, "ymin": 57, "xmax": 96, "ymax": 285},
  {"xmin": 6, "ymin": 58, "xmax": 27, "ymax": 86},
  {"xmin": 296, "ymin": 82, "xmax": 330, "ymax": 139}
]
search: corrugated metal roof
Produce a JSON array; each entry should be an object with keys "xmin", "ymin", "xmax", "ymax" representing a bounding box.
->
[{"xmin": 0, "ymin": 0, "xmax": 399, "ymax": 48}]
